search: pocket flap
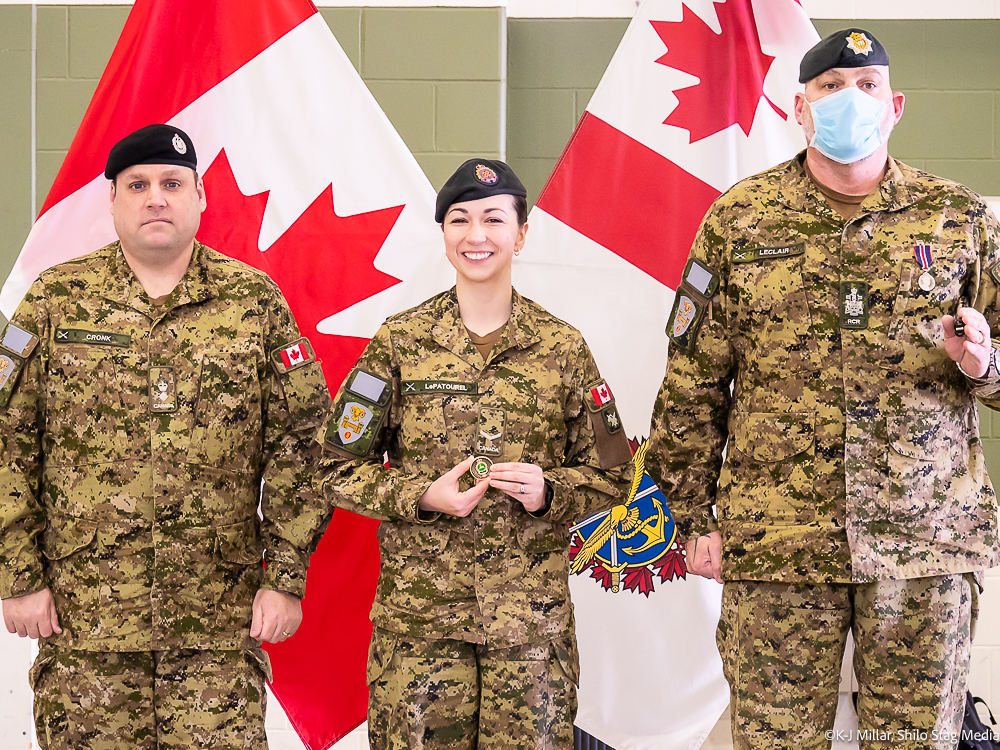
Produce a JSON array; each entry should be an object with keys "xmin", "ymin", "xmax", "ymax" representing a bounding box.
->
[
  {"xmin": 40, "ymin": 518, "xmax": 97, "ymax": 561},
  {"xmin": 515, "ymin": 518, "xmax": 567, "ymax": 554},
  {"xmin": 732, "ymin": 412, "xmax": 814, "ymax": 462},
  {"xmin": 28, "ymin": 652, "xmax": 56, "ymax": 691},
  {"xmin": 376, "ymin": 521, "xmax": 451, "ymax": 557},
  {"xmin": 216, "ymin": 519, "xmax": 264, "ymax": 565},
  {"xmin": 888, "ymin": 410, "xmax": 964, "ymax": 460}
]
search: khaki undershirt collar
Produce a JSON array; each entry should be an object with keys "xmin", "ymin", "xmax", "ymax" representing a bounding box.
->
[
  {"xmin": 466, "ymin": 321, "xmax": 508, "ymax": 361},
  {"xmin": 804, "ymin": 160, "xmax": 871, "ymax": 220}
]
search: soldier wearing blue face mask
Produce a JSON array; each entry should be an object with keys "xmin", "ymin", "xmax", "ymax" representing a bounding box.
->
[{"xmin": 646, "ymin": 27, "xmax": 1000, "ymax": 750}]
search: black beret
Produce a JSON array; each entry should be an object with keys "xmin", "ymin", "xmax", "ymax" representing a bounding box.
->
[
  {"xmin": 799, "ymin": 29, "xmax": 889, "ymax": 83},
  {"xmin": 435, "ymin": 159, "xmax": 527, "ymax": 224},
  {"xmin": 105, "ymin": 124, "xmax": 197, "ymax": 179}
]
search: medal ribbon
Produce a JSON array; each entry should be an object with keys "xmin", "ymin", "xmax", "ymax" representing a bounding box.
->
[{"xmin": 914, "ymin": 244, "xmax": 933, "ymax": 270}]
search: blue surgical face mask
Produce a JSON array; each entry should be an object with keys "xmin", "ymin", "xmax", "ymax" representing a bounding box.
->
[{"xmin": 806, "ymin": 87, "xmax": 888, "ymax": 164}]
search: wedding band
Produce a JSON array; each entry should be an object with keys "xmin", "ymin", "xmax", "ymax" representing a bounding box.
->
[
  {"xmin": 520, "ymin": 484, "xmax": 525, "ymax": 494},
  {"xmin": 282, "ymin": 631, "xmax": 291, "ymax": 637}
]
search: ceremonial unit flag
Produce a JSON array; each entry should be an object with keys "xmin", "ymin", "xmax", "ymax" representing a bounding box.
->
[
  {"xmin": 511, "ymin": 1, "xmax": 820, "ymax": 747},
  {"xmin": 0, "ymin": 1, "xmax": 453, "ymax": 747}
]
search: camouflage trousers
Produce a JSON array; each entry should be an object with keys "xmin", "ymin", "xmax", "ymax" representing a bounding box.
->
[
  {"xmin": 30, "ymin": 645, "xmax": 271, "ymax": 750},
  {"xmin": 717, "ymin": 574, "xmax": 977, "ymax": 750},
  {"xmin": 366, "ymin": 629, "xmax": 579, "ymax": 750}
]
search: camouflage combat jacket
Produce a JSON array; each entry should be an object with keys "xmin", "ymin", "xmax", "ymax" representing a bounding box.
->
[
  {"xmin": 647, "ymin": 153, "xmax": 1000, "ymax": 583},
  {"xmin": 0, "ymin": 241, "xmax": 332, "ymax": 651},
  {"xmin": 317, "ymin": 288, "xmax": 631, "ymax": 646}
]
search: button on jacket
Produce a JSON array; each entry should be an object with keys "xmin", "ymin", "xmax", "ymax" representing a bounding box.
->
[
  {"xmin": 646, "ymin": 154, "xmax": 1000, "ymax": 583},
  {"xmin": 0, "ymin": 241, "xmax": 332, "ymax": 651}
]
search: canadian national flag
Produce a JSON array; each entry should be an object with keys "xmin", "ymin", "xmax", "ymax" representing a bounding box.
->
[
  {"xmin": 591, "ymin": 383, "xmax": 613, "ymax": 407},
  {"xmin": 512, "ymin": 1, "xmax": 820, "ymax": 748},
  {"xmin": 0, "ymin": 1, "xmax": 455, "ymax": 747},
  {"xmin": 281, "ymin": 342, "xmax": 308, "ymax": 369}
]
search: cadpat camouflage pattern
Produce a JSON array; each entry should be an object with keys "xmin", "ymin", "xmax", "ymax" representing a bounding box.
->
[
  {"xmin": 716, "ymin": 574, "xmax": 975, "ymax": 749},
  {"xmin": 316, "ymin": 288, "xmax": 632, "ymax": 647},
  {"xmin": 30, "ymin": 643, "xmax": 271, "ymax": 749},
  {"xmin": 0, "ymin": 241, "xmax": 332, "ymax": 651},
  {"xmin": 645, "ymin": 153, "xmax": 1000, "ymax": 583}
]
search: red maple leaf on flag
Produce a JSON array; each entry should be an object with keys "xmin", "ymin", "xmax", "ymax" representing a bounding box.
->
[
  {"xmin": 651, "ymin": 0, "xmax": 786, "ymax": 143},
  {"xmin": 196, "ymin": 150, "xmax": 405, "ymax": 743},
  {"xmin": 196, "ymin": 149, "xmax": 404, "ymax": 388}
]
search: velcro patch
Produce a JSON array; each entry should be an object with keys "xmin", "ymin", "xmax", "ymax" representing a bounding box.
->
[
  {"xmin": 347, "ymin": 370, "xmax": 392, "ymax": 406},
  {"xmin": 682, "ymin": 258, "xmax": 719, "ymax": 298},
  {"xmin": 732, "ymin": 243, "xmax": 805, "ymax": 264},
  {"xmin": 402, "ymin": 380, "xmax": 477, "ymax": 396},
  {"xmin": 1, "ymin": 324, "xmax": 38, "ymax": 359},
  {"xmin": 54, "ymin": 328, "xmax": 130, "ymax": 347},
  {"xmin": 270, "ymin": 338, "xmax": 315, "ymax": 374}
]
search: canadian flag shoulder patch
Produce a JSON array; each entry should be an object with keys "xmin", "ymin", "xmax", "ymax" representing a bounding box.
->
[
  {"xmin": 584, "ymin": 379, "xmax": 615, "ymax": 411},
  {"xmin": 271, "ymin": 337, "xmax": 316, "ymax": 374}
]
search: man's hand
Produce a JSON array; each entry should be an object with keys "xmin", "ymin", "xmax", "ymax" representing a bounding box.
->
[
  {"xmin": 250, "ymin": 589, "xmax": 302, "ymax": 644},
  {"xmin": 943, "ymin": 308, "xmax": 992, "ymax": 378},
  {"xmin": 3, "ymin": 588, "xmax": 61, "ymax": 639},
  {"xmin": 684, "ymin": 531, "xmax": 723, "ymax": 584},
  {"xmin": 418, "ymin": 456, "xmax": 489, "ymax": 517},
  {"xmin": 489, "ymin": 462, "xmax": 547, "ymax": 513}
]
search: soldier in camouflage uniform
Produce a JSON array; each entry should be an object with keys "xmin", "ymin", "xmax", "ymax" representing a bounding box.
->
[
  {"xmin": 316, "ymin": 159, "xmax": 632, "ymax": 750},
  {"xmin": 646, "ymin": 29, "xmax": 1000, "ymax": 750},
  {"xmin": 0, "ymin": 124, "xmax": 332, "ymax": 749}
]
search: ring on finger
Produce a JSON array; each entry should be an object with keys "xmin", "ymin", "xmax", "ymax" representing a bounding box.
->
[{"xmin": 519, "ymin": 484, "xmax": 525, "ymax": 494}]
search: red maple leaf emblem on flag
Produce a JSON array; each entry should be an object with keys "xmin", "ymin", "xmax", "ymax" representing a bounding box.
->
[
  {"xmin": 651, "ymin": 0, "xmax": 786, "ymax": 142},
  {"xmin": 196, "ymin": 149, "xmax": 404, "ymax": 388}
]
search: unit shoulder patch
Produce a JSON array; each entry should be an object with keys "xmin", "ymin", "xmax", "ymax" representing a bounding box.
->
[
  {"xmin": 0, "ymin": 324, "xmax": 35, "ymax": 408},
  {"xmin": 0, "ymin": 353, "xmax": 25, "ymax": 407},
  {"xmin": 270, "ymin": 337, "xmax": 316, "ymax": 374},
  {"xmin": 666, "ymin": 294, "xmax": 705, "ymax": 351},
  {"xmin": 324, "ymin": 368, "xmax": 393, "ymax": 457}
]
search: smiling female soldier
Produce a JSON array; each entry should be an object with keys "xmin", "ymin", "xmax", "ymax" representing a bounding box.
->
[{"xmin": 316, "ymin": 159, "xmax": 633, "ymax": 750}]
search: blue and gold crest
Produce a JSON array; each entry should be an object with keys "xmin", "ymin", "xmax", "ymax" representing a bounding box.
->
[{"xmin": 569, "ymin": 441, "xmax": 687, "ymax": 595}]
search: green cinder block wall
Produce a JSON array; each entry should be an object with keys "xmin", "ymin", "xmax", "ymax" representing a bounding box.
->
[{"xmin": 2, "ymin": 8, "xmax": 1000, "ymax": 466}]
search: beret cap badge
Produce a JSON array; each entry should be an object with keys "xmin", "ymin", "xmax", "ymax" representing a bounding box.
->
[
  {"xmin": 475, "ymin": 164, "xmax": 499, "ymax": 185},
  {"xmin": 104, "ymin": 123, "xmax": 197, "ymax": 179},
  {"xmin": 434, "ymin": 158, "xmax": 527, "ymax": 224},
  {"xmin": 846, "ymin": 32, "xmax": 873, "ymax": 56}
]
